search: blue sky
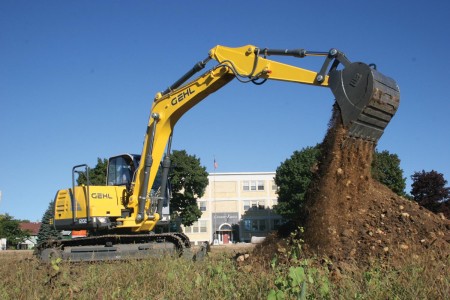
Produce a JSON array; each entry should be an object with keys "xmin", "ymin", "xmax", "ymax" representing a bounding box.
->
[{"xmin": 1, "ymin": 1, "xmax": 449, "ymax": 221}]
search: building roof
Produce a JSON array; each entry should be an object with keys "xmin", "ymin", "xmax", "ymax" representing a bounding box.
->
[
  {"xmin": 20, "ymin": 222, "xmax": 41, "ymax": 235},
  {"xmin": 209, "ymin": 171, "xmax": 275, "ymax": 176}
]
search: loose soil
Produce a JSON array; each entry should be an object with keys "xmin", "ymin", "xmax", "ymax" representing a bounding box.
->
[{"xmin": 256, "ymin": 106, "xmax": 449, "ymax": 267}]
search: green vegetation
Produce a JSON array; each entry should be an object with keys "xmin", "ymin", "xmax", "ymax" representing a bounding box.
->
[
  {"xmin": 411, "ymin": 169, "xmax": 450, "ymax": 217},
  {"xmin": 274, "ymin": 145, "xmax": 321, "ymax": 220},
  {"xmin": 371, "ymin": 149, "xmax": 407, "ymax": 196},
  {"xmin": 36, "ymin": 201, "xmax": 61, "ymax": 244},
  {"xmin": 169, "ymin": 149, "xmax": 209, "ymax": 226}
]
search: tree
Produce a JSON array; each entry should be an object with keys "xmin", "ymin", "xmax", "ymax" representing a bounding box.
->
[
  {"xmin": 274, "ymin": 145, "xmax": 321, "ymax": 220},
  {"xmin": 36, "ymin": 201, "xmax": 61, "ymax": 244},
  {"xmin": 371, "ymin": 149, "xmax": 406, "ymax": 196},
  {"xmin": 169, "ymin": 150, "xmax": 209, "ymax": 226},
  {"xmin": 77, "ymin": 158, "xmax": 108, "ymax": 186},
  {"xmin": 0, "ymin": 214, "xmax": 29, "ymax": 248},
  {"xmin": 411, "ymin": 170, "xmax": 450, "ymax": 214}
]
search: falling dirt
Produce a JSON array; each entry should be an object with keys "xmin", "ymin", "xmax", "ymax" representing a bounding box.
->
[
  {"xmin": 256, "ymin": 105, "xmax": 449, "ymax": 267},
  {"xmin": 303, "ymin": 106, "xmax": 450, "ymax": 266}
]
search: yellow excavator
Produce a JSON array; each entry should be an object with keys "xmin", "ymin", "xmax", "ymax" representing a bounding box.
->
[{"xmin": 36, "ymin": 45, "xmax": 400, "ymax": 261}]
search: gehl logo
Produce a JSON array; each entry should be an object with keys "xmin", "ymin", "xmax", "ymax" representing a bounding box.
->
[
  {"xmin": 91, "ymin": 193, "xmax": 113, "ymax": 199},
  {"xmin": 171, "ymin": 87, "xmax": 195, "ymax": 106}
]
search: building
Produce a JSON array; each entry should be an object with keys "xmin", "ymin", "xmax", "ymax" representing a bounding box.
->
[
  {"xmin": 18, "ymin": 222, "xmax": 41, "ymax": 249},
  {"xmin": 182, "ymin": 172, "xmax": 283, "ymax": 245},
  {"xmin": 0, "ymin": 238, "xmax": 6, "ymax": 250}
]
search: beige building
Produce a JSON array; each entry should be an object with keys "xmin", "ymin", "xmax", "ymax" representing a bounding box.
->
[{"xmin": 182, "ymin": 172, "xmax": 283, "ymax": 245}]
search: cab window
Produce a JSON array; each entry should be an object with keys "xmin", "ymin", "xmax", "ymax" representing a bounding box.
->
[{"xmin": 108, "ymin": 156, "xmax": 133, "ymax": 186}]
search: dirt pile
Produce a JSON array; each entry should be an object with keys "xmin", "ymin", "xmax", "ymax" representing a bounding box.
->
[{"xmin": 302, "ymin": 106, "xmax": 449, "ymax": 265}]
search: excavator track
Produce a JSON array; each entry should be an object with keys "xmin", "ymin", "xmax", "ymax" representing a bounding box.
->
[{"xmin": 35, "ymin": 232, "xmax": 201, "ymax": 262}]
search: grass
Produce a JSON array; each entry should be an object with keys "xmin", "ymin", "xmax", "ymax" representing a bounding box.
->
[{"xmin": 0, "ymin": 247, "xmax": 448, "ymax": 299}]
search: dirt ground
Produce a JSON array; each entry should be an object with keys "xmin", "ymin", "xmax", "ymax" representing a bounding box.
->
[{"xmin": 255, "ymin": 107, "xmax": 449, "ymax": 268}]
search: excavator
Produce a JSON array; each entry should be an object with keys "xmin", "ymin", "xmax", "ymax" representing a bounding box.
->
[{"xmin": 35, "ymin": 45, "xmax": 400, "ymax": 261}]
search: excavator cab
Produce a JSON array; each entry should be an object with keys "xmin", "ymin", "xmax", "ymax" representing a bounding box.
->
[
  {"xmin": 107, "ymin": 154, "xmax": 140, "ymax": 187},
  {"xmin": 107, "ymin": 154, "xmax": 170, "ymax": 221}
]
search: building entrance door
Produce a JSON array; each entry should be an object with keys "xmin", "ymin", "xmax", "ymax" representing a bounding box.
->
[
  {"xmin": 217, "ymin": 223, "xmax": 233, "ymax": 244},
  {"xmin": 222, "ymin": 232, "xmax": 230, "ymax": 244}
]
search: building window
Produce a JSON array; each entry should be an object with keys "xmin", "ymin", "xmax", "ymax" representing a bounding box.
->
[
  {"xmin": 199, "ymin": 201, "xmax": 207, "ymax": 212},
  {"xmin": 272, "ymin": 181, "xmax": 277, "ymax": 191},
  {"xmin": 184, "ymin": 220, "xmax": 208, "ymax": 234},
  {"xmin": 243, "ymin": 219, "xmax": 267, "ymax": 232},
  {"xmin": 243, "ymin": 180, "xmax": 265, "ymax": 191},
  {"xmin": 243, "ymin": 200, "xmax": 265, "ymax": 211},
  {"xmin": 193, "ymin": 222, "xmax": 199, "ymax": 233},
  {"xmin": 257, "ymin": 181, "xmax": 264, "ymax": 191},
  {"xmin": 258, "ymin": 200, "xmax": 265, "ymax": 210},
  {"xmin": 252, "ymin": 220, "xmax": 259, "ymax": 231},
  {"xmin": 184, "ymin": 225, "xmax": 192, "ymax": 233},
  {"xmin": 200, "ymin": 220, "xmax": 207, "ymax": 233},
  {"xmin": 244, "ymin": 219, "xmax": 252, "ymax": 231}
]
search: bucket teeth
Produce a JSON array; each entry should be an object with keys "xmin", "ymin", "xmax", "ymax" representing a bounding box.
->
[{"xmin": 328, "ymin": 62, "xmax": 400, "ymax": 142}]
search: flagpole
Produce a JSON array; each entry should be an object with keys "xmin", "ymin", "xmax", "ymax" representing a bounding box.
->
[{"xmin": 213, "ymin": 156, "xmax": 217, "ymax": 244}]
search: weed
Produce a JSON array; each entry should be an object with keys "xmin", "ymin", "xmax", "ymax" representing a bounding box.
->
[{"xmin": 268, "ymin": 227, "xmax": 332, "ymax": 300}]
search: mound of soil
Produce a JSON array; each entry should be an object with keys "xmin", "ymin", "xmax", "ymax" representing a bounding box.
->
[
  {"xmin": 255, "ymin": 106, "xmax": 449, "ymax": 267},
  {"xmin": 303, "ymin": 107, "xmax": 449, "ymax": 266}
]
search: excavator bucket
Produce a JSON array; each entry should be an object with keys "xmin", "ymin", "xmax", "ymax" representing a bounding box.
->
[{"xmin": 328, "ymin": 62, "xmax": 400, "ymax": 142}]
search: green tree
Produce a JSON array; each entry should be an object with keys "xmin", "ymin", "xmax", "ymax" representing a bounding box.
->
[
  {"xmin": 372, "ymin": 149, "xmax": 406, "ymax": 196},
  {"xmin": 274, "ymin": 145, "xmax": 321, "ymax": 220},
  {"xmin": 169, "ymin": 150, "xmax": 209, "ymax": 226},
  {"xmin": 77, "ymin": 158, "xmax": 108, "ymax": 186},
  {"xmin": 0, "ymin": 214, "xmax": 30, "ymax": 248},
  {"xmin": 411, "ymin": 170, "xmax": 450, "ymax": 214},
  {"xmin": 36, "ymin": 201, "xmax": 61, "ymax": 244}
]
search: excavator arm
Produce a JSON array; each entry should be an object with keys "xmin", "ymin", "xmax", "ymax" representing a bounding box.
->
[{"xmin": 125, "ymin": 45, "xmax": 400, "ymax": 231}]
